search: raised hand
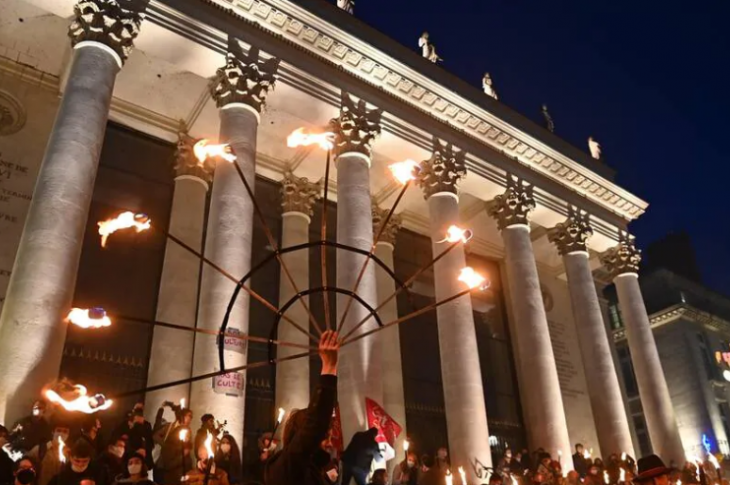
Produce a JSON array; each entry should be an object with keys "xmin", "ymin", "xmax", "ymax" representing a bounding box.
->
[{"xmin": 319, "ymin": 330, "xmax": 340, "ymax": 376}]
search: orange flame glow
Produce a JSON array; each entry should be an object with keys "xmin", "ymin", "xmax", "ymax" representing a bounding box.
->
[
  {"xmin": 58, "ymin": 436, "xmax": 66, "ymax": 463},
  {"xmin": 98, "ymin": 212, "xmax": 151, "ymax": 248},
  {"xmin": 436, "ymin": 225, "xmax": 474, "ymax": 244},
  {"xmin": 45, "ymin": 384, "xmax": 113, "ymax": 414},
  {"xmin": 388, "ymin": 160, "xmax": 420, "ymax": 185},
  {"xmin": 404, "ymin": 440, "xmax": 409, "ymax": 452},
  {"xmin": 458, "ymin": 466, "xmax": 467, "ymax": 485},
  {"xmin": 180, "ymin": 398, "xmax": 186, "ymax": 409},
  {"xmin": 619, "ymin": 468, "xmax": 626, "ymax": 483},
  {"xmin": 66, "ymin": 308, "xmax": 111, "ymax": 329},
  {"xmin": 708, "ymin": 454, "xmax": 721, "ymax": 470},
  {"xmin": 179, "ymin": 429, "xmax": 188, "ymax": 442},
  {"xmin": 193, "ymin": 139, "xmax": 237, "ymax": 164},
  {"xmin": 204, "ymin": 431, "xmax": 214, "ymax": 460},
  {"xmin": 286, "ymin": 128, "xmax": 335, "ymax": 150},
  {"xmin": 604, "ymin": 471, "xmax": 609, "ymax": 484},
  {"xmin": 276, "ymin": 407, "xmax": 285, "ymax": 424},
  {"xmin": 458, "ymin": 267, "xmax": 488, "ymax": 290},
  {"xmin": 445, "ymin": 469, "xmax": 453, "ymax": 485}
]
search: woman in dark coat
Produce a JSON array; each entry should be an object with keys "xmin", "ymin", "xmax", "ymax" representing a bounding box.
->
[{"xmin": 214, "ymin": 434, "xmax": 242, "ymax": 485}]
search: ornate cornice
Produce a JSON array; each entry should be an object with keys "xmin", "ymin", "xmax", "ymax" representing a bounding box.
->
[
  {"xmin": 600, "ymin": 233, "xmax": 641, "ymax": 279},
  {"xmin": 372, "ymin": 202, "xmax": 402, "ymax": 247},
  {"xmin": 210, "ymin": 39, "xmax": 279, "ymax": 111},
  {"xmin": 547, "ymin": 209, "xmax": 593, "ymax": 256},
  {"xmin": 280, "ymin": 171, "xmax": 321, "ymax": 216},
  {"xmin": 487, "ymin": 178, "xmax": 536, "ymax": 230},
  {"xmin": 416, "ymin": 138, "xmax": 467, "ymax": 199},
  {"xmin": 174, "ymin": 128, "xmax": 214, "ymax": 182},
  {"xmin": 329, "ymin": 92, "xmax": 381, "ymax": 158},
  {"xmin": 69, "ymin": 0, "xmax": 148, "ymax": 65},
  {"xmin": 176, "ymin": 0, "xmax": 647, "ymax": 221},
  {"xmin": 613, "ymin": 303, "xmax": 730, "ymax": 342}
]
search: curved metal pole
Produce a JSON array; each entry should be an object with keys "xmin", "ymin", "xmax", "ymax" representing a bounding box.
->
[{"xmin": 320, "ymin": 149, "xmax": 332, "ymax": 330}]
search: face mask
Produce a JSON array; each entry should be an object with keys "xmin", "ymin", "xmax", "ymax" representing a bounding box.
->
[
  {"xmin": 220, "ymin": 444, "xmax": 231, "ymax": 454},
  {"xmin": 326, "ymin": 468, "xmax": 338, "ymax": 483},
  {"xmin": 407, "ymin": 461, "xmax": 415, "ymax": 468},
  {"xmin": 127, "ymin": 464, "xmax": 142, "ymax": 476},
  {"xmin": 16, "ymin": 469, "xmax": 35, "ymax": 485},
  {"xmin": 71, "ymin": 463, "xmax": 89, "ymax": 474}
]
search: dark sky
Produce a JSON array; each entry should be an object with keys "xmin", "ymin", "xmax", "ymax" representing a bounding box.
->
[{"xmin": 350, "ymin": 0, "xmax": 730, "ymax": 295}]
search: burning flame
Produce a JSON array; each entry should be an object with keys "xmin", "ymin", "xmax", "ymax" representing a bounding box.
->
[
  {"xmin": 436, "ymin": 225, "xmax": 474, "ymax": 244},
  {"xmin": 287, "ymin": 128, "xmax": 334, "ymax": 150},
  {"xmin": 445, "ymin": 469, "xmax": 453, "ymax": 485},
  {"xmin": 687, "ymin": 455, "xmax": 701, "ymax": 481},
  {"xmin": 458, "ymin": 267, "xmax": 488, "ymax": 290},
  {"xmin": 204, "ymin": 431, "xmax": 214, "ymax": 460},
  {"xmin": 708, "ymin": 454, "xmax": 721, "ymax": 470},
  {"xmin": 621, "ymin": 452, "xmax": 627, "ymax": 461},
  {"xmin": 404, "ymin": 440, "xmax": 410, "ymax": 452},
  {"xmin": 45, "ymin": 384, "xmax": 113, "ymax": 414},
  {"xmin": 277, "ymin": 407, "xmax": 286, "ymax": 424},
  {"xmin": 179, "ymin": 429, "xmax": 188, "ymax": 442},
  {"xmin": 193, "ymin": 139, "xmax": 236, "ymax": 164},
  {"xmin": 511, "ymin": 475, "xmax": 518, "ymax": 485},
  {"xmin": 388, "ymin": 159, "xmax": 420, "ymax": 185},
  {"xmin": 620, "ymin": 468, "xmax": 626, "ymax": 483},
  {"xmin": 2, "ymin": 444, "xmax": 22, "ymax": 462},
  {"xmin": 604, "ymin": 471, "xmax": 609, "ymax": 484},
  {"xmin": 66, "ymin": 308, "xmax": 111, "ymax": 329},
  {"xmin": 180, "ymin": 398, "xmax": 186, "ymax": 409},
  {"xmin": 58, "ymin": 436, "xmax": 66, "ymax": 463},
  {"xmin": 98, "ymin": 212, "xmax": 151, "ymax": 248},
  {"xmin": 458, "ymin": 467, "xmax": 467, "ymax": 485},
  {"xmin": 584, "ymin": 449, "xmax": 591, "ymax": 459}
]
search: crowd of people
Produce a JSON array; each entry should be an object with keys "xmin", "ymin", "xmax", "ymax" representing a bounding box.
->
[{"xmin": 0, "ymin": 332, "xmax": 726, "ymax": 485}]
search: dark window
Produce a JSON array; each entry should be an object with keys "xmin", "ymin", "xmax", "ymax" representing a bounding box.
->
[
  {"xmin": 609, "ymin": 303, "xmax": 623, "ymax": 330},
  {"xmin": 618, "ymin": 346, "xmax": 639, "ymax": 397}
]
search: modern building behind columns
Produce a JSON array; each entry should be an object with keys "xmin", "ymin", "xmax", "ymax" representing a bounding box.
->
[{"xmin": 0, "ymin": 0, "xmax": 686, "ymax": 473}]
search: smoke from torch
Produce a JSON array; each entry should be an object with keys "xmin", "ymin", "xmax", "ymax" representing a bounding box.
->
[{"xmin": 98, "ymin": 212, "xmax": 151, "ymax": 248}]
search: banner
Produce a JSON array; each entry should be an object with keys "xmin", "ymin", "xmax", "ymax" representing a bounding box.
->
[
  {"xmin": 365, "ymin": 398, "xmax": 402, "ymax": 447},
  {"xmin": 212, "ymin": 372, "xmax": 244, "ymax": 397},
  {"xmin": 222, "ymin": 328, "xmax": 246, "ymax": 354}
]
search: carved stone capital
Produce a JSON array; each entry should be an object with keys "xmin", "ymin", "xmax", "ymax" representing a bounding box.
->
[
  {"xmin": 372, "ymin": 202, "xmax": 402, "ymax": 247},
  {"xmin": 210, "ymin": 41, "xmax": 279, "ymax": 112},
  {"xmin": 487, "ymin": 178, "xmax": 536, "ymax": 230},
  {"xmin": 600, "ymin": 233, "xmax": 642, "ymax": 279},
  {"xmin": 416, "ymin": 138, "xmax": 467, "ymax": 199},
  {"xmin": 329, "ymin": 92, "xmax": 382, "ymax": 158},
  {"xmin": 173, "ymin": 129, "xmax": 213, "ymax": 183},
  {"xmin": 547, "ymin": 209, "xmax": 593, "ymax": 255},
  {"xmin": 281, "ymin": 172, "xmax": 321, "ymax": 217},
  {"xmin": 68, "ymin": 0, "xmax": 148, "ymax": 65}
]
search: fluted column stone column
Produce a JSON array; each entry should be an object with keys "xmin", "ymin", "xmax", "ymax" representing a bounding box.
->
[
  {"xmin": 0, "ymin": 0, "xmax": 147, "ymax": 422},
  {"xmin": 601, "ymin": 236, "xmax": 685, "ymax": 463},
  {"xmin": 372, "ymin": 203, "xmax": 407, "ymax": 476},
  {"xmin": 416, "ymin": 140, "xmax": 492, "ymax": 480},
  {"xmin": 190, "ymin": 42, "xmax": 279, "ymax": 447},
  {"xmin": 332, "ymin": 93, "xmax": 383, "ymax": 443},
  {"xmin": 547, "ymin": 211, "xmax": 634, "ymax": 457},
  {"xmin": 487, "ymin": 178, "xmax": 572, "ymax": 463},
  {"xmin": 145, "ymin": 131, "xmax": 213, "ymax": 421},
  {"xmin": 275, "ymin": 173, "xmax": 321, "ymax": 414}
]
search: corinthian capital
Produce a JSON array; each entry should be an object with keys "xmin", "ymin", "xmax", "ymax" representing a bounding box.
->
[
  {"xmin": 487, "ymin": 178, "xmax": 536, "ymax": 230},
  {"xmin": 372, "ymin": 202, "xmax": 402, "ymax": 247},
  {"xmin": 416, "ymin": 138, "xmax": 467, "ymax": 199},
  {"xmin": 68, "ymin": 0, "xmax": 148, "ymax": 65},
  {"xmin": 547, "ymin": 209, "xmax": 593, "ymax": 255},
  {"xmin": 600, "ymin": 233, "xmax": 642, "ymax": 279},
  {"xmin": 281, "ymin": 172, "xmax": 322, "ymax": 217},
  {"xmin": 329, "ymin": 92, "xmax": 382, "ymax": 158},
  {"xmin": 173, "ymin": 128, "xmax": 213, "ymax": 183},
  {"xmin": 211, "ymin": 40, "xmax": 279, "ymax": 112}
]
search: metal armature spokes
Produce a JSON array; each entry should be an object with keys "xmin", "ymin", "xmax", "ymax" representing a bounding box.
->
[{"xmin": 93, "ymin": 138, "xmax": 486, "ymax": 401}]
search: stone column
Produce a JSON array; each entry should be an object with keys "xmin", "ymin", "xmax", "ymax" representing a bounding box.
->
[
  {"xmin": 601, "ymin": 236, "xmax": 685, "ymax": 463},
  {"xmin": 487, "ymin": 178, "xmax": 572, "ymax": 463},
  {"xmin": 332, "ymin": 92, "xmax": 383, "ymax": 443},
  {"xmin": 275, "ymin": 173, "xmax": 321, "ymax": 414},
  {"xmin": 416, "ymin": 140, "xmax": 492, "ymax": 479},
  {"xmin": 372, "ymin": 203, "xmax": 407, "ymax": 475},
  {"xmin": 145, "ymin": 131, "xmax": 213, "ymax": 421},
  {"xmin": 190, "ymin": 42, "xmax": 278, "ymax": 448},
  {"xmin": 0, "ymin": 0, "xmax": 146, "ymax": 422},
  {"xmin": 547, "ymin": 211, "xmax": 634, "ymax": 457}
]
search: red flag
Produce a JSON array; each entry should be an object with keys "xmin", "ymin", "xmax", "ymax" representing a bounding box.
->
[
  {"xmin": 330, "ymin": 405, "xmax": 344, "ymax": 458},
  {"xmin": 366, "ymin": 398, "xmax": 402, "ymax": 447}
]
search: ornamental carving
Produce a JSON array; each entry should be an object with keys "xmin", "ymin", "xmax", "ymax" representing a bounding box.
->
[
  {"xmin": 173, "ymin": 128, "xmax": 213, "ymax": 183},
  {"xmin": 68, "ymin": 0, "xmax": 148, "ymax": 64},
  {"xmin": 547, "ymin": 209, "xmax": 593, "ymax": 255},
  {"xmin": 487, "ymin": 178, "xmax": 536, "ymax": 230},
  {"xmin": 416, "ymin": 138, "xmax": 467, "ymax": 198},
  {"xmin": 0, "ymin": 91, "xmax": 26, "ymax": 136},
  {"xmin": 210, "ymin": 40, "xmax": 279, "ymax": 112},
  {"xmin": 329, "ymin": 92, "xmax": 382, "ymax": 157},
  {"xmin": 280, "ymin": 172, "xmax": 321, "ymax": 216},
  {"xmin": 600, "ymin": 233, "xmax": 642, "ymax": 279},
  {"xmin": 372, "ymin": 202, "xmax": 402, "ymax": 246}
]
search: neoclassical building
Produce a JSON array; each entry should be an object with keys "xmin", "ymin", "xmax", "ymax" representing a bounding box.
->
[{"xmin": 0, "ymin": 0, "xmax": 687, "ymax": 478}]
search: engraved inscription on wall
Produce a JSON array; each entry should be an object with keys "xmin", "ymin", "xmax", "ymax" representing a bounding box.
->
[{"xmin": 547, "ymin": 318, "xmax": 584, "ymax": 398}]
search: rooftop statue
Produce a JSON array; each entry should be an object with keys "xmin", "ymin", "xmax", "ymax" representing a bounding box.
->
[
  {"xmin": 337, "ymin": 0, "xmax": 354, "ymax": 14},
  {"xmin": 482, "ymin": 72, "xmax": 498, "ymax": 100},
  {"xmin": 419, "ymin": 32, "xmax": 442, "ymax": 63},
  {"xmin": 542, "ymin": 104, "xmax": 555, "ymax": 132},
  {"xmin": 588, "ymin": 136, "xmax": 602, "ymax": 160}
]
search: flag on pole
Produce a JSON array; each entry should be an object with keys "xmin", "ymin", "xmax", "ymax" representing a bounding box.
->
[{"xmin": 365, "ymin": 398, "xmax": 402, "ymax": 447}]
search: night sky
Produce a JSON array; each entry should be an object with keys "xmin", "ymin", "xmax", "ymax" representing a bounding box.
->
[{"xmin": 348, "ymin": 0, "xmax": 730, "ymax": 295}]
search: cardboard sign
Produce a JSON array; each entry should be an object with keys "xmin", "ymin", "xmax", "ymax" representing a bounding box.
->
[
  {"xmin": 213, "ymin": 372, "xmax": 244, "ymax": 397},
  {"xmin": 222, "ymin": 328, "xmax": 246, "ymax": 354}
]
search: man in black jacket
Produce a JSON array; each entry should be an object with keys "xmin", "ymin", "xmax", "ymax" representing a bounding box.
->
[
  {"xmin": 48, "ymin": 439, "xmax": 111, "ymax": 485},
  {"xmin": 341, "ymin": 428, "xmax": 381, "ymax": 485},
  {"xmin": 265, "ymin": 330, "xmax": 340, "ymax": 485}
]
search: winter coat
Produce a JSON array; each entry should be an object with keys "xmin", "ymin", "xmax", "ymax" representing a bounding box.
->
[
  {"xmin": 214, "ymin": 455, "xmax": 241, "ymax": 485},
  {"xmin": 572, "ymin": 454, "xmax": 588, "ymax": 478},
  {"xmin": 112, "ymin": 476, "xmax": 156, "ymax": 485},
  {"xmin": 96, "ymin": 451, "xmax": 125, "ymax": 479},
  {"xmin": 391, "ymin": 462, "xmax": 418, "ymax": 485},
  {"xmin": 341, "ymin": 429, "xmax": 380, "ymax": 471},
  {"xmin": 264, "ymin": 374, "xmax": 338, "ymax": 485},
  {"xmin": 47, "ymin": 461, "xmax": 112, "ymax": 485},
  {"xmin": 160, "ymin": 426, "xmax": 193, "ymax": 485},
  {"xmin": 38, "ymin": 445, "xmax": 64, "ymax": 485},
  {"xmin": 184, "ymin": 466, "xmax": 230, "ymax": 485},
  {"xmin": 418, "ymin": 468, "xmax": 446, "ymax": 485}
]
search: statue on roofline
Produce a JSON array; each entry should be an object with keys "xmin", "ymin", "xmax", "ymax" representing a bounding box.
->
[
  {"xmin": 482, "ymin": 72, "xmax": 498, "ymax": 100},
  {"xmin": 419, "ymin": 32, "xmax": 442, "ymax": 63},
  {"xmin": 542, "ymin": 104, "xmax": 555, "ymax": 132},
  {"xmin": 588, "ymin": 136, "xmax": 602, "ymax": 160},
  {"xmin": 337, "ymin": 0, "xmax": 354, "ymax": 14}
]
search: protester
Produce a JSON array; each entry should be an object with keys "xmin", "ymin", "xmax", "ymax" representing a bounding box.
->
[
  {"xmin": 572, "ymin": 444, "xmax": 588, "ymax": 479},
  {"xmin": 0, "ymin": 426, "xmax": 15, "ymax": 485},
  {"xmin": 13, "ymin": 458, "xmax": 37, "ymax": 485},
  {"xmin": 182, "ymin": 445, "xmax": 229, "ymax": 485},
  {"xmin": 367, "ymin": 469, "xmax": 388, "ymax": 485},
  {"xmin": 566, "ymin": 470, "xmax": 580, "ymax": 485},
  {"xmin": 434, "ymin": 447, "xmax": 450, "ymax": 474},
  {"xmin": 634, "ymin": 455, "xmax": 671, "ymax": 485},
  {"xmin": 214, "ymin": 434, "xmax": 241, "ymax": 485},
  {"xmin": 78, "ymin": 417, "xmax": 103, "ymax": 459},
  {"xmin": 193, "ymin": 415, "xmax": 216, "ymax": 461},
  {"xmin": 37, "ymin": 421, "xmax": 70, "ymax": 485},
  {"xmin": 112, "ymin": 453, "xmax": 155, "ymax": 485},
  {"xmin": 417, "ymin": 454, "xmax": 443, "ymax": 485},
  {"xmin": 264, "ymin": 330, "xmax": 340, "ymax": 485},
  {"xmin": 48, "ymin": 439, "xmax": 111, "ymax": 485},
  {"xmin": 247, "ymin": 432, "xmax": 275, "ymax": 483},
  {"xmin": 10, "ymin": 403, "xmax": 51, "ymax": 458},
  {"xmin": 159, "ymin": 420, "xmax": 191, "ymax": 485},
  {"xmin": 584, "ymin": 462, "xmax": 603, "ymax": 485},
  {"xmin": 341, "ymin": 428, "xmax": 380, "ymax": 485},
  {"xmin": 127, "ymin": 407, "xmax": 154, "ymax": 469},
  {"xmin": 96, "ymin": 438, "xmax": 126, "ymax": 479},
  {"xmin": 498, "ymin": 449, "xmax": 515, "ymax": 477},
  {"xmin": 391, "ymin": 452, "xmax": 418, "ymax": 485}
]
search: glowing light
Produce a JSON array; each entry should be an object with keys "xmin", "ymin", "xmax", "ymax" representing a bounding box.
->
[
  {"xmin": 620, "ymin": 468, "xmax": 626, "ymax": 483},
  {"xmin": 445, "ymin": 469, "xmax": 453, "ymax": 485},
  {"xmin": 2, "ymin": 444, "xmax": 22, "ymax": 462},
  {"xmin": 180, "ymin": 398, "xmax": 186, "ymax": 409},
  {"xmin": 723, "ymin": 370, "xmax": 730, "ymax": 382},
  {"xmin": 488, "ymin": 435, "xmax": 498, "ymax": 447},
  {"xmin": 436, "ymin": 225, "xmax": 474, "ymax": 244},
  {"xmin": 204, "ymin": 431, "xmax": 214, "ymax": 460},
  {"xmin": 458, "ymin": 467, "xmax": 467, "ymax": 485},
  {"xmin": 388, "ymin": 159, "xmax": 420, "ymax": 185},
  {"xmin": 66, "ymin": 308, "xmax": 112, "ymax": 329},
  {"xmin": 458, "ymin": 267, "xmax": 489, "ymax": 290},
  {"xmin": 511, "ymin": 475, "xmax": 518, "ymax": 485},
  {"xmin": 98, "ymin": 212, "xmax": 151, "ymax": 248},
  {"xmin": 584, "ymin": 449, "xmax": 591, "ymax": 459},
  {"xmin": 179, "ymin": 429, "xmax": 188, "ymax": 442},
  {"xmin": 58, "ymin": 436, "xmax": 66, "ymax": 464},
  {"xmin": 286, "ymin": 128, "xmax": 335, "ymax": 150},
  {"xmin": 686, "ymin": 455, "xmax": 700, "ymax": 481},
  {"xmin": 708, "ymin": 454, "xmax": 720, "ymax": 470},
  {"xmin": 45, "ymin": 384, "xmax": 112, "ymax": 414},
  {"xmin": 277, "ymin": 407, "xmax": 286, "ymax": 424},
  {"xmin": 404, "ymin": 440, "xmax": 410, "ymax": 452},
  {"xmin": 604, "ymin": 471, "xmax": 609, "ymax": 484},
  {"xmin": 193, "ymin": 139, "xmax": 236, "ymax": 164},
  {"xmin": 621, "ymin": 452, "xmax": 627, "ymax": 461},
  {"xmin": 703, "ymin": 434, "xmax": 713, "ymax": 455}
]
